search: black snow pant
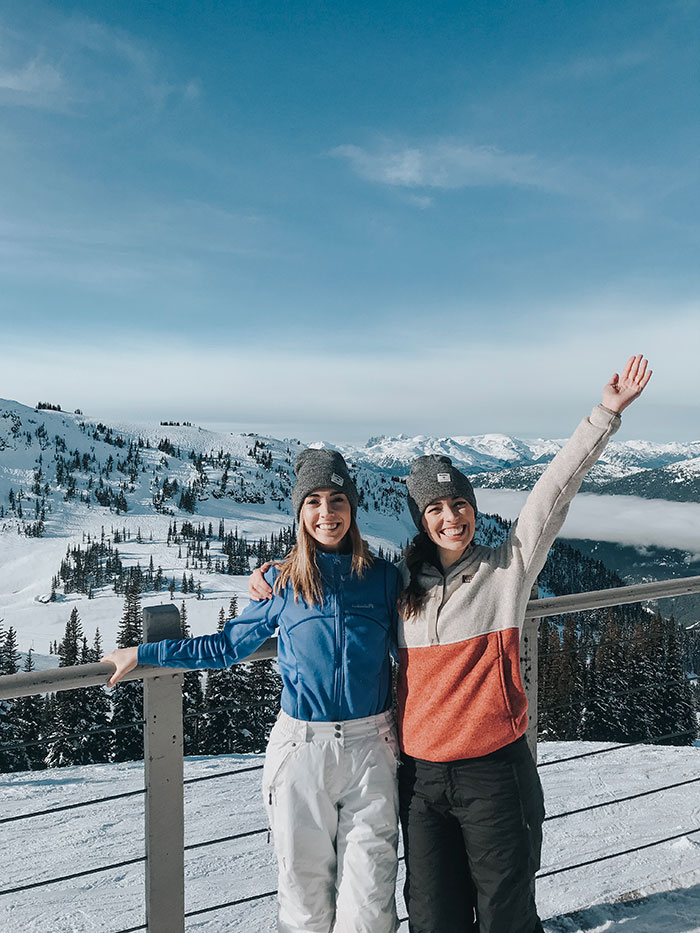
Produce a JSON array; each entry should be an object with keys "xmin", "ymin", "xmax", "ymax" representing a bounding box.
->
[{"xmin": 399, "ymin": 736, "xmax": 545, "ymax": 933}]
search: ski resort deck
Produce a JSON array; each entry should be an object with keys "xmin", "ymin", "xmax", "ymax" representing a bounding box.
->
[{"xmin": 2, "ymin": 576, "xmax": 700, "ymax": 932}]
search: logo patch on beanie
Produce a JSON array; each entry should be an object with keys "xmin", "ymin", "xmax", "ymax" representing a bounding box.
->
[
  {"xmin": 331, "ymin": 473, "xmax": 344, "ymax": 486},
  {"xmin": 437, "ymin": 472, "xmax": 451, "ymax": 483}
]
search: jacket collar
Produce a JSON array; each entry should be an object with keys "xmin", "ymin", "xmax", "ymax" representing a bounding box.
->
[
  {"xmin": 420, "ymin": 543, "xmax": 480, "ymax": 583},
  {"xmin": 316, "ymin": 549, "xmax": 353, "ymax": 570}
]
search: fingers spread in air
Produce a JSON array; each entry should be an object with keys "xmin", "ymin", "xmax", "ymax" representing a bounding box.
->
[
  {"xmin": 627, "ymin": 354, "xmax": 643, "ymax": 383},
  {"xmin": 620, "ymin": 355, "xmax": 636, "ymax": 381}
]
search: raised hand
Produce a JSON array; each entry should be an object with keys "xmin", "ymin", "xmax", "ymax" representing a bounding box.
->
[{"xmin": 602, "ymin": 355, "xmax": 652, "ymax": 413}]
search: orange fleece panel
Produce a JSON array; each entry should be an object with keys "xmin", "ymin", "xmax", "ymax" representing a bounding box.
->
[{"xmin": 397, "ymin": 628, "xmax": 528, "ymax": 761}]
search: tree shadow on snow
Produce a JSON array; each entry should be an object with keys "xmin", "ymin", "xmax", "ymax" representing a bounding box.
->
[{"xmin": 543, "ymin": 883, "xmax": 700, "ymax": 933}]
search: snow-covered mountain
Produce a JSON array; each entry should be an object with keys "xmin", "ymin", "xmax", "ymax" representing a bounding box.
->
[
  {"xmin": 3, "ymin": 398, "xmax": 698, "ymax": 542},
  {"xmin": 341, "ymin": 429, "xmax": 700, "ymax": 501},
  {"xmin": 600, "ymin": 456, "xmax": 700, "ymax": 501},
  {"xmin": 1, "ymin": 396, "xmax": 698, "ymax": 658},
  {"xmin": 341, "ymin": 430, "xmax": 700, "ymax": 479},
  {"xmin": 0, "ymin": 398, "xmax": 416, "ymax": 657}
]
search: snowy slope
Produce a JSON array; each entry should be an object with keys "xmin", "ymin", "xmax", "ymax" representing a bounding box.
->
[
  {"xmin": 600, "ymin": 456, "xmax": 700, "ymax": 502},
  {"xmin": 2, "ymin": 396, "xmax": 700, "ymax": 658},
  {"xmin": 0, "ymin": 743, "xmax": 698, "ymax": 932},
  {"xmin": 0, "ymin": 399, "xmax": 414, "ymax": 655}
]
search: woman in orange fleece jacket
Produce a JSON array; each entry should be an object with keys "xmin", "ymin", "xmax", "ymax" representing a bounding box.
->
[{"xmin": 397, "ymin": 355, "xmax": 651, "ymax": 933}]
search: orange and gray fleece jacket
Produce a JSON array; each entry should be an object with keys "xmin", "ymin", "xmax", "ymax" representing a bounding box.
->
[{"xmin": 397, "ymin": 404, "xmax": 621, "ymax": 762}]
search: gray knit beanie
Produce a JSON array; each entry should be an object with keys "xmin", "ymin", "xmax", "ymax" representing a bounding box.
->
[
  {"xmin": 405, "ymin": 455, "xmax": 478, "ymax": 528},
  {"xmin": 292, "ymin": 448, "xmax": 359, "ymax": 519}
]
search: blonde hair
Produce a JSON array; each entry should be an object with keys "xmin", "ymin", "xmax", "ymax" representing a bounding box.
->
[{"xmin": 274, "ymin": 515, "xmax": 373, "ymax": 606}]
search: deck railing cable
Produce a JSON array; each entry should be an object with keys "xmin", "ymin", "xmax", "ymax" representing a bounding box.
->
[
  {"xmin": 184, "ymin": 762, "xmax": 264, "ymax": 785},
  {"xmin": 538, "ymin": 728, "xmax": 698, "ymax": 767},
  {"xmin": 5, "ymin": 760, "xmax": 699, "ymax": 903},
  {"xmin": 537, "ymin": 827, "xmax": 700, "ymax": 879},
  {"xmin": 544, "ymin": 774, "xmax": 700, "ymax": 821},
  {"xmin": 0, "ymin": 786, "xmax": 145, "ymax": 826}
]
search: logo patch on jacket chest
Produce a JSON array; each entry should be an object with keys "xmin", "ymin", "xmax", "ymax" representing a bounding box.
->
[{"xmin": 462, "ymin": 574, "xmax": 474, "ymax": 584}]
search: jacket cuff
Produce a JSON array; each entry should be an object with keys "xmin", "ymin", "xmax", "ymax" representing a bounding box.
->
[
  {"xmin": 589, "ymin": 403, "xmax": 622, "ymax": 433},
  {"xmin": 137, "ymin": 642, "xmax": 161, "ymax": 666}
]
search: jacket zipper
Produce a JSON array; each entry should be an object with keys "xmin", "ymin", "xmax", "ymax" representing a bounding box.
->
[
  {"xmin": 430, "ymin": 575, "xmax": 445, "ymax": 646},
  {"xmin": 331, "ymin": 556, "xmax": 344, "ymax": 715}
]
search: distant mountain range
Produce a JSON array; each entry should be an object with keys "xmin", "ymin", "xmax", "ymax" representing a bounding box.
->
[
  {"xmin": 336, "ymin": 429, "xmax": 700, "ymax": 502},
  {"xmin": 0, "ymin": 397, "xmax": 698, "ymax": 633},
  {"xmin": 2, "ymin": 398, "xmax": 699, "ymax": 537}
]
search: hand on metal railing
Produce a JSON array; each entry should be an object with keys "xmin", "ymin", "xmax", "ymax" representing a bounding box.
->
[{"xmin": 101, "ymin": 647, "xmax": 139, "ymax": 686}]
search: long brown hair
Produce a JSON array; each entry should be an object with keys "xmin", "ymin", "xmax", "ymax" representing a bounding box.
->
[
  {"xmin": 399, "ymin": 530, "xmax": 438, "ymax": 620},
  {"xmin": 274, "ymin": 515, "xmax": 373, "ymax": 606}
]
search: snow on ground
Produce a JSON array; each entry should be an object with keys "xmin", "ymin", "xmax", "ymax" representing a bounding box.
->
[
  {"xmin": 0, "ymin": 518, "xmax": 261, "ymax": 660},
  {"xmin": 1, "ymin": 743, "xmax": 698, "ymax": 932}
]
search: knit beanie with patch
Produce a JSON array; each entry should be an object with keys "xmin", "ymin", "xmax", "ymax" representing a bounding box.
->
[
  {"xmin": 405, "ymin": 454, "xmax": 478, "ymax": 528},
  {"xmin": 292, "ymin": 448, "xmax": 359, "ymax": 519}
]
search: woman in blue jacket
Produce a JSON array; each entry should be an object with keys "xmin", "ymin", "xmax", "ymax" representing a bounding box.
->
[{"xmin": 103, "ymin": 448, "xmax": 403, "ymax": 933}]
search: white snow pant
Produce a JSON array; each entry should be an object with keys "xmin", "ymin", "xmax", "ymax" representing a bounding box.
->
[{"xmin": 263, "ymin": 709, "xmax": 400, "ymax": 933}]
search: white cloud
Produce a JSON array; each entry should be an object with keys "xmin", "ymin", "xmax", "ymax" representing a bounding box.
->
[
  {"xmin": 0, "ymin": 57, "xmax": 66, "ymax": 109},
  {"xmin": 0, "ymin": 199, "xmax": 277, "ymax": 286},
  {"xmin": 477, "ymin": 489, "xmax": 700, "ymax": 557},
  {"xmin": 0, "ymin": 59, "xmax": 63, "ymax": 94},
  {"xmin": 183, "ymin": 79, "xmax": 202, "ymax": 102},
  {"xmin": 0, "ymin": 13, "xmax": 199, "ymax": 114},
  {"xmin": 552, "ymin": 47, "xmax": 651, "ymax": 81},
  {"xmin": 331, "ymin": 140, "xmax": 568, "ymax": 193}
]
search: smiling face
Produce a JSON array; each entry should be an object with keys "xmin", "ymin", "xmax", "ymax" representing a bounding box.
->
[
  {"xmin": 300, "ymin": 488, "xmax": 352, "ymax": 551},
  {"xmin": 421, "ymin": 496, "xmax": 476, "ymax": 569}
]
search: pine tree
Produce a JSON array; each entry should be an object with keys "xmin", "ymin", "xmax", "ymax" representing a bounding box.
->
[
  {"xmin": 537, "ymin": 619, "xmax": 562, "ymax": 739},
  {"xmin": 14, "ymin": 650, "xmax": 47, "ymax": 770},
  {"xmin": 658, "ymin": 616, "xmax": 697, "ymax": 745},
  {"xmin": 583, "ymin": 614, "xmax": 633, "ymax": 741},
  {"xmin": 557, "ymin": 617, "xmax": 584, "ymax": 739},
  {"xmin": 0, "ymin": 625, "xmax": 26, "ymax": 772},
  {"xmin": 233, "ymin": 660, "xmax": 282, "ymax": 753},
  {"xmin": 202, "ymin": 610, "xmax": 242, "ymax": 755},
  {"xmin": 625, "ymin": 615, "xmax": 660, "ymax": 742},
  {"xmin": 111, "ymin": 579, "xmax": 144, "ymax": 762},
  {"xmin": 180, "ymin": 602, "xmax": 204, "ymax": 756},
  {"xmin": 79, "ymin": 635, "xmax": 112, "ymax": 764},
  {"xmin": 46, "ymin": 610, "xmax": 85, "ymax": 768}
]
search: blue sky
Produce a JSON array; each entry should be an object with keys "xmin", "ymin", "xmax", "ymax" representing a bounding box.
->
[{"xmin": 1, "ymin": 0, "xmax": 699, "ymax": 442}]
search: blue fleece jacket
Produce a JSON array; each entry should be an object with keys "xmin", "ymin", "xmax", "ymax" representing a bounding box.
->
[{"xmin": 138, "ymin": 552, "xmax": 402, "ymax": 722}]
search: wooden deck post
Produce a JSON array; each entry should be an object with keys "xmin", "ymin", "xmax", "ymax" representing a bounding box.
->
[{"xmin": 142, "ymin": 605, "xmax": 185, "ymax": 933}]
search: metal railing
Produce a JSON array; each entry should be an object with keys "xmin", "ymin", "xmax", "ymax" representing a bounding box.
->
[{"xmin": 1, "ymin": 575, "xmax": 699, "ymax": 930}]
